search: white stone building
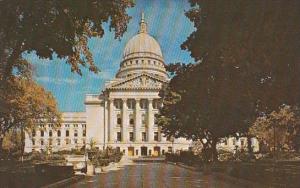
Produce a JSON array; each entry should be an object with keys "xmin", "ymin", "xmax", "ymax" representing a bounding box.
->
[
  {"xmin": 24, "ymin": 15, "xmax": 192, "ymax": 156},
  {"xmin": 24, "ymin": 15, "xmax": 259, "ymax": 156}
]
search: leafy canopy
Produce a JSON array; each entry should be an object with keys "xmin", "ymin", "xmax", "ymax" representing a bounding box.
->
[{"xmin": 0, "ymin": 0, "xmax": 134, "ymax": 77}]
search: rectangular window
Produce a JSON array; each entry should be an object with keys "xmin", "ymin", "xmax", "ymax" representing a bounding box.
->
[
  {"xmin": 49, "ymin": 130, "xmax": 52, "ymax": 137},
  {"xmin": 66, "ymin": 130, "xmax": 69, "ymax": 137},
  {"xmin": 40, "ymin": 130, "xmax": 44, "ymax": 137},
  {"xmin": 74, "ymin": 130, "xmax": 78, "ymax": 137},
  {"xmin": 83, "ymin": 130, "xmax": 86, "ymax": 137},
  {"xmin": 129, "ymin": 132, "xmax": 134, "ymax": 141},
  {"xmin": 142, "ymin": 132, "xmax": 147, "ymax": 141},
  {"xmin": 41, "ymin": 140, "xmax": 44, "ymax": 145},
  {"xmin": 57, "ymin": 130, "xmax": 61, "ymax": 137},
  {"xmin": 32, "ymin": 139, "xmax": 35, "ymax": 146},
  {"xmin": 82, "ymin": 124, "xmax": 86, "ymax": 128},
  {"xmin": 154, "ymin": 132, "xmax": 159, "ymax": 141},
  {"xmin": 74, "ymin": 124, "xmax": 78, "ymax": 128},
  {"xmin": 117, "ymin": 132, "xmax": 122, "ymax": 141}
]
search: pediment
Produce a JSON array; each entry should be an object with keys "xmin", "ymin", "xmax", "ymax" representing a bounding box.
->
[{"xmin": 107, "ymin": 73, "xmax": 168, "ymax": 90}]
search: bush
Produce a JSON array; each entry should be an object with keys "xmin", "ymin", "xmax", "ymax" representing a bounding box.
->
[{"xmin": 89, "ymin": 148, "xmax": 123, "ymax": 167}]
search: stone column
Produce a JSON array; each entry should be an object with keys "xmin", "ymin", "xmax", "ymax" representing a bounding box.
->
[
  {"xmin": 135, "ymin": 99, "xmax": 141, "ymax": 141},
  {"xmin": 122, "ymin": 99, "xmax": 128, "ymax": 142},
  {"xmin": 109, "ymin": 99, "xmax": 114, "ymax": 142},
  {"xmin": 148, "ymin": 99, "xmax": 154, "ymax": 142}
]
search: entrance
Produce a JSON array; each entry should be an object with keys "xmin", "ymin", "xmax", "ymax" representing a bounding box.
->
[
  {"xmin": 128, "ymin": 147, "xmax": 134, "ymax": 156},
  {"xmin": 154, "ymin": 146, "xmax": 160, "ymax": 157},
  {"xmin": 141, "ymin": 146, "xmax": 147, "ymax": 156}
]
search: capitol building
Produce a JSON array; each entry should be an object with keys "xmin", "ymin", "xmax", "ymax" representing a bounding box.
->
[
  {"xmin": 24, "ymin": 15, "xmax": 192, "ymax": 157},
  {"xmin": 24, "ymin": 15, "xmax": 259, "ymax": 156}
]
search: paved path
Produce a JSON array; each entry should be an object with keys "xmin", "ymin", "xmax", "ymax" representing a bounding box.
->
[{"xmin": 68, "ymin": 163, "xmax": 239, "ymax": 188}]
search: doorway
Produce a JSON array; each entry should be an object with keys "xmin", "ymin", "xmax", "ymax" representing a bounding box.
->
[
  {"xmin": 141, "ymin": 146, "xmax": 147, "ymax": 156},
  {"xmin": 128, "ymin": 147, "xmax": 134, "ymax": 156}
]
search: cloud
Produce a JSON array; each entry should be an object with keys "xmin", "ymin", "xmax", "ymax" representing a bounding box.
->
[
  {"xmin": 89, "ymin": 71, "xmax": 114, "ymax": 80},
  {"xmin": 36, "ymin": 76, "xmax": 78, "ymax": 85}
]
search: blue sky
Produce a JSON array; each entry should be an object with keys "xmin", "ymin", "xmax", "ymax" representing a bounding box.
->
[{"xmin": 24, "ymin": 0, "xmax": 196, "ymax": 112}]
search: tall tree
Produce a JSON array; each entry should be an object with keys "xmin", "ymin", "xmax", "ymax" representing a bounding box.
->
[{"xmin": 0, "ymin": 0, "xmax": 134, "ymax": 77}]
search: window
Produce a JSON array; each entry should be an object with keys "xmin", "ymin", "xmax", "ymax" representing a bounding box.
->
[
  {"xmin": 48, "ymin": 124, "xmax": 53, "ymax": 128},
  {"xmin": 153, "ymin": 100, "xmax": 160, "ymax": 109},
  {"xmin": 66, "ymin": 130, "xmax": 69, "ymax": 137},
  {"xmin": 154, "ymin": 132, "xmax": 159, "ymax": 141},
  {"xmin": 65, "ymin": 124, "xmax": 70, "ymax": 128},
  {"xmin": 142, "ymin": 114, "xmax": 146, "ymax": 126},
  {"xmin": 32, "ymin": 139, "xmax": 35, "ymax": 146},
  {"xmin": 154, "ymin": 115, "xmax": 158, "ymax": 126},
  {"xmin": 32, "ymin": 130, "xmax": 36, "ymax": 137},
  {"xmin": 140, "ymin": 99, "xmax": 148, "ymax": 109},
  {"xmin": 74, "ymin": 124, "xmax": 78, "ymax": 128},
  {"xmin": 117, "ymin": 132, "xmax": 122, "ymax": 141},
  {"xmin": 117, "ymin": 114, "xmax": 122, "ymax": 125},
  {"xmin": 129, "ymin": 114, "xmax": 134, "ymax": 126},
  {"xmin": 41, "ymin": 139, "xmax": 44, "ymax": 145},
  {"xmin": 57, "ymin": 130, "xmax": 61, "ymax": 137},
  {"xmin": 129, "ymin": 132, "xmax": 134, "ymax": 141},
  {"xmin": 66, "ymin": 139, "xmax": 70, "ymax": 145},
  {"xmin": 142, "ymin": 132, "xmax": 147, "ymax": 141},
  {"xmin": 82, "ymin": 124, "xmax": 86, "ymax": 128},
  {"xmin": 74, "ymin": 139, "xmax": 78, "ymax": 144},
  {"xmin": 114, "ymin": 99, "xmax": 122, "ymax": 109},
  {"xmin": 49, "ymin": 130, "xmax": 52, "ymax": 137},
  {"xmin": 74, "ymin": 130, "xmax": 78, "ymax": 137},
  {"xmin": 83, "ymin": 130, "xmax": 86, "ymax": 137},
  {"xmin": 127, "ymin": 99, "xmax": 135, "ymax": 109},
  {"xmin": 40, "ymin": 130, "xmax": 44, "ymax": 137}
]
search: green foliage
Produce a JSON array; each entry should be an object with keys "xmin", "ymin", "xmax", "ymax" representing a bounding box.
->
[
  {"xmin": 0, "ymin": 0, "xmax": 134, "ymax": 77},
  {"xmin": 89, "ymin": 147, "xmax": 123, "ymax": 167},
  {"xmin": 250, "ymin": 105, "xmax": 300, "ymax": 152}
]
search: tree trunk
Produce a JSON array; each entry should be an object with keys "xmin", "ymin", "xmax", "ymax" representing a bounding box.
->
[
  {"xmin": 0, "ymin": 136, "xmax": 3, "ymax": 158},
  {"xmin": 211, "ymin": 138, "xmax": 218, "ymax": 162}
]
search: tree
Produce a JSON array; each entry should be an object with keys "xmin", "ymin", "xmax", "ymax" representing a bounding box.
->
[
  {"xmin": 182, "ymin": 0, "xmax": 300, "ymax": 112},
  {"xmin": 0, "ymin": 63, "xmax": 61, "ymax": 154},
  {"xmin": 0, "ymin": 0, "xmax": 134, "ymax": 77},
  {"xmin": 249, "ymin": 105, "xmax": 300, "ymax": 152},
  {"xmin": 159, "ymin": 63, "xmax": 254, "ymax": 162}
]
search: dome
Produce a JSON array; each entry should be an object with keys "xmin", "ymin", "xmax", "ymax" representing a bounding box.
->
[
  {"xmin": 116, "ymin": 13, "xmax": 168, "ymax": 79},
  {"xmin": 122, "ymin": 33, "xmax": 163, "ymax": 60}
]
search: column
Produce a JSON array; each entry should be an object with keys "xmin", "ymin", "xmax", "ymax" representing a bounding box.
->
[
  {"xmin": 135, "ymin": 99, "xmax": 141, "ymax": 141},
  {"xmin": 148, "ymin": 99, "xmax": 154, "ymax": 142},
  {"xmin": 122, "ymin": 99, "xmax": 128, "ymax": 142},
  {"xmin": 104, "ymin": 100, "xmax": 109, "ymax": 147},
  {"xmin": 109, "ymin": 99, "xmax": 114, "ymax": 142}
]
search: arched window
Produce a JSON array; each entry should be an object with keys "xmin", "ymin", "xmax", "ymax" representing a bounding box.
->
[{"xmin": 40, "ymin": 130, "xmax": 44, "ymax": 137}]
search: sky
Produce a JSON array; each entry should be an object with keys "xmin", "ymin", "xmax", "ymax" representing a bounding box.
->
[{"xmin": 24, "ymin": 0, "xmax": 196, "ymax": 112}]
